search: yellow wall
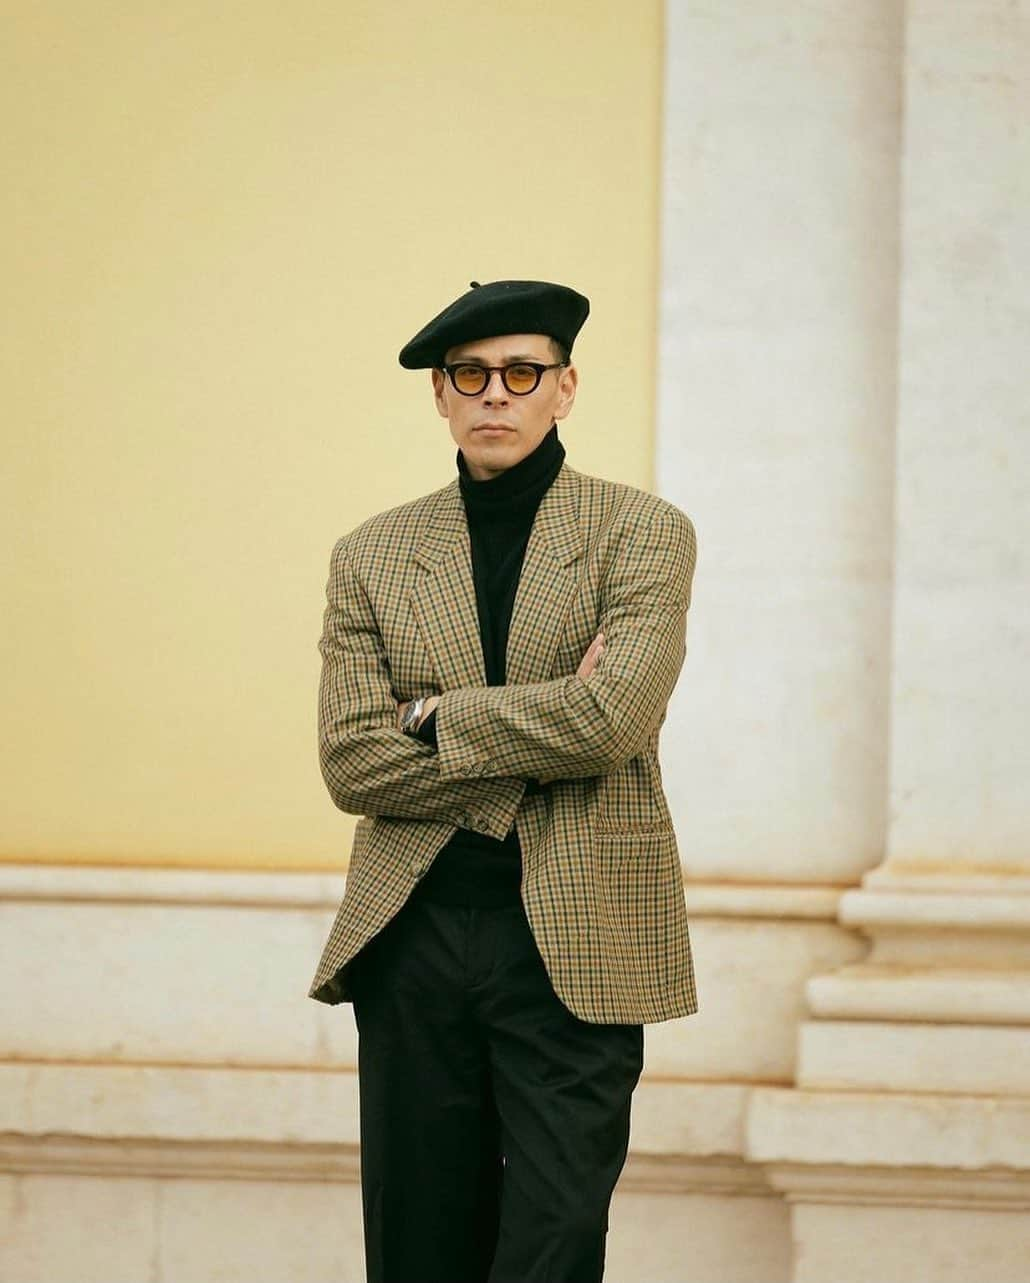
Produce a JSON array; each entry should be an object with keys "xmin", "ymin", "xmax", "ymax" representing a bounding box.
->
[{"xmin": 1, "ymin": 1, "xmax": 664, "ymax": 869}]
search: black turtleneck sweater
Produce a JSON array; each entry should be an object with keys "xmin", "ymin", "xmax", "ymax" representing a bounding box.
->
[{"xmin": 408, "ymin": 425, "xmax": 565, "ymax": 907}]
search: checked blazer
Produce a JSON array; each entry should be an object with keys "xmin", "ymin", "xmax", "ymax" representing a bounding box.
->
[{"xmin": 309, "ymin": 462, "xmax": 699, "ymax": 1023}]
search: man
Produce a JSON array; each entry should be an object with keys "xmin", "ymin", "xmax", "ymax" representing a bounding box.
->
[{"xmin": 309, "ymin": 279, "xmax": 698, "ymax": 1283}]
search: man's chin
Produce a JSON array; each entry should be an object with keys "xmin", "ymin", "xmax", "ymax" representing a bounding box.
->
[{"xmin": 464, "ymin": 438, "xmax": 523, "ymax": 479}]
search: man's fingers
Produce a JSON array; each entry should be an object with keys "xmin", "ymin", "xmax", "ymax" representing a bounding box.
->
[{"xmin": 577, "ymin": 631, "xmax": 606, "ymax": 679}]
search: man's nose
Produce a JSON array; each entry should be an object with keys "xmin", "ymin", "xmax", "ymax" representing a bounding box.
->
[{"xmin": 482, "ymin": 369, "xmax": 509, "ymax": 401}]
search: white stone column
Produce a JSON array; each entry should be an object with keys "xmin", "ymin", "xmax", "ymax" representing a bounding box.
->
[
  {"xmin": 886, "ymin": 3, "xmax": 1030, "ymax": 874},
  {"xmin": 650, "ymin": 5, "xmax": 904, "ymax": 1279},
  {"xmin": 752, "ymin": 5, "xmax": 1030, "ymax": 1279},
  {"xmin": 656, "ymin": 0, "xmax": 903, "ymax": 888},
  {"xmin": 794, "ymin": 0, "xmax": 1030, "ymax": 1096},
  {"xmin": 651, "ymin": 0, "xmax": 903, "ymax": 1079}
]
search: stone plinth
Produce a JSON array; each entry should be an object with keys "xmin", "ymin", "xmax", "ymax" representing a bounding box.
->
[{"xmin": 1, "ymin": 863, "xmax": 811, "ymax": 1283}]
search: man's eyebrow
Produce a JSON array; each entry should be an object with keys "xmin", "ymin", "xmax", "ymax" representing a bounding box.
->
[{"xmin": 448, "ymin": 352, "xmax": 547, "ymax": 364}]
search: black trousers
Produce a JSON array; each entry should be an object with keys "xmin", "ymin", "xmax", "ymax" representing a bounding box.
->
[{"xmin": 349, "ymin": 891, "xmax": 644, "ymax": 1283}]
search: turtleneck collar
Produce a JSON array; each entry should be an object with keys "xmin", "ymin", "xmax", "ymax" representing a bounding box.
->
[{"xmin": 457, "ymin": 424, "xmax": 566, "ymax": 520}]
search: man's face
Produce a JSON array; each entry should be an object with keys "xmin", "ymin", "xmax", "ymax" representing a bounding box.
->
[{"xmin": 431, "ymin": 333, "xmax": 578, "ymax": 481}]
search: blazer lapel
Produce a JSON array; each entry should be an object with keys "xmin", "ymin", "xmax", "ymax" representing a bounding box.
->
[
  {"xmin": 506, "ymin": 465, "xmax": 584, "ymax": 685},
  {"xmin": 411, "ymin": 466, "xmax": 584, "ymax": 693},
  {"xmin": 411, "ymin": 481, "xmax": 486, "ymax": 690}
]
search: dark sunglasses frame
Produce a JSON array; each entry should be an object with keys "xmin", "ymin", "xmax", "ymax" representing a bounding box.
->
[{"xmin": 441, "ymin": 361, "xmax": 567, "ymax": 397}]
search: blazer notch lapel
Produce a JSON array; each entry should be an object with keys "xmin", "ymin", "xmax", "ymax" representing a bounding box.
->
[
  {"xmin": 537, "ymin": 466, "xmax": 583, "ymax": 567},
  {"xmin": 410, "ymin": 484, "xmax": 484, "ymax": 689},
  {"xmin": 506, "ymin": 468, "xmax": 583, "ymax": 685},
  {"xmin": 412, "ymin": 481, "xmax": 463, "ymax": 571}
]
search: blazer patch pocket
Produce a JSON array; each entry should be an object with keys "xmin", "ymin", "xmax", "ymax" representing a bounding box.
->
[{"xmin": 594, "ymin": 754, "xmax": 673, "ymax": 836}]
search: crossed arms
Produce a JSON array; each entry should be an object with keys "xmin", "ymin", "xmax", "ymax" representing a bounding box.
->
[{"xmin": 317, "ymin": 506, "xmax": 696, "ymax": 834}]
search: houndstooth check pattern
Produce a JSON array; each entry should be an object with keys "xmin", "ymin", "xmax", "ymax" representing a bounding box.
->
[{"xmin": 309, "ymin": 462, "xmax": 699, "ymax": 1023}]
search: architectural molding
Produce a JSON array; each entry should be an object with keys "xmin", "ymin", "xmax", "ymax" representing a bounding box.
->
[
  {"xmin": 0, "ymin": 860, "xmax": 848, "ymax": 921},
  {"xmin": 0, "ymin": 862, "xmax": 346, "ymax": 910},
  {"xmin": 763, "ymin": 1162, "xmax": 1030, "ymax": 1211},
  {"xmin": 807, "ymin": 964, "xmax": 1030, "ymax": 1025},
  {"xmin": 682, "ymin": 882, "xmax": 845, "ymax": 921},
  {"xmin": 748, "ymin": 1087, "xmax": 1030, "ymax": 1175},
  {"xmin": 796, "ymin": 1021, "xmax": 1030, "ymax": 1095},
  {"xmin": 0, "ymin": 1133, "xmax": 775, "ymax": 1199},
  {"xmin": 0, "ymin": 1135, "xmax": 363, "ymax": 1184},
  {"xmin": 840, "ymin": 886, "xmax": 1030, "ymax": 934}
]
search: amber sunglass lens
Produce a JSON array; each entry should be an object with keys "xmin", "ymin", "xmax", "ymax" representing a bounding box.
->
[
  {"xmin": 504, "ymin": 364, "xmax": 539, "ymax": 394},
  {"xmin": 453, "ymin": 365, "xmax": 487, "ymax": 394}
]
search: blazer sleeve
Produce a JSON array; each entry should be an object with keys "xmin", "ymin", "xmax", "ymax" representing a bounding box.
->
[
  {"xmin": 317, "ymin": 536, "xmax": 525, "ymax": 839},
  {"xmin": 433, "ymin": 507, "xmax": 696, "ymax": 785}
]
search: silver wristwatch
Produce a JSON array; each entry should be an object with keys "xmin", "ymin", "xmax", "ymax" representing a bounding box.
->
[{"xmin": 400, "ymin": 696, "xmax": 427, "ymax": 735}]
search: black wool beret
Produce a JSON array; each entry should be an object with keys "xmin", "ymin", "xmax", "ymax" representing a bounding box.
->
[{"xmin": 398, "ymin": 279, "xmax": 590, "ymax": 369}]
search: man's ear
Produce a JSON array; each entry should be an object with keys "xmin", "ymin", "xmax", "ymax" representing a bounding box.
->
[
  {"xmin": 554, "ymin": 363, "xmax": 578, "ymax": 421},
  {"xmin": 431, "ymin": 368, "xmax": 449, "ymax": 419}
]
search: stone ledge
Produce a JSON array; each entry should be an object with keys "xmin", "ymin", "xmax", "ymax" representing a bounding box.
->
[
  {"xmin": 0, "ymin": 1063, "xmax": 761, "ymax": 1161},
  {"xmin": 864, "ymin": 865, "xmax": 1030, "ymax": 895},
  {"xmin": 748, "ymin": 1087, "xmax": 1030, "ymax": 1174},
  {"xmin": 0, "ymin": 862, "xmax": 845, "ymax": 920},
  {"xmin": 840, "ymin": 888, "xmax": 1030, "ymax": 933},
  {"xmin": 683, "ymin": 882, "xmax": 844, "ymax": 920},
  {"xmin": 834, "ymin": 878, "xmax": 1030, "ymax": 969},
  {"xmin": 763, "ymin": 1161, "xmax": 1030, "ymax": 1210},
  {"xmin": 0, "ymin": 1133, "xmax": 773, "ymax": 1198},
  {"xmin": 797, "ymin": 1020, "xmax": 1030, "ymax": 1095},
  {"xmin": 2, "ymin": 864, "xmax": 860, "ymax": 1081},
  {"xmin": 806, "ymin": 965, "xmax": 1030, "ymax": 1025},
  {"xmin": 0, "ymin": 1135, "xmax": 363, "ymax": 1183},
  {"xmin": 0, "ymin": 862, "xmax": 346, "ymax": 910},
  {"xmin": 623, "ymin": 1153, "xmax": 774, "ymax": 1197},
  {"xmin": 0, "ymin": 1063, "xmax": 786, "ymax": 1197},
  {"xmin": 0, "ymin": 1063, "xmax": 362, "ymax": 1147},
  {"xmin": 630, "ymin": 1079, "xmax": 753, "ymax": 1158}
]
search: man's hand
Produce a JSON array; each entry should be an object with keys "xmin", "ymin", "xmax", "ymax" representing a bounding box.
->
[
  {"xmin": 396, "ymin": 633, "xmax": 603, "ymax": 729},
  {"xmin": 577, "ymin": 631, "xmax": 605, "ymax": 679}
]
